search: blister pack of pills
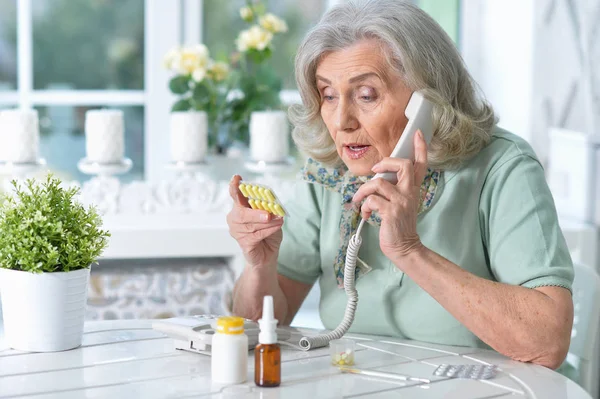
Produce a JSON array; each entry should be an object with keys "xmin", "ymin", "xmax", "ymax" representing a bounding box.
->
[
  {"xmin": 433, "ymin": 364, "xmax": 498, "ymax": 380},
  {"xmin": 238, "ymin": 183, "xmax": 287, "ymax": 217}
]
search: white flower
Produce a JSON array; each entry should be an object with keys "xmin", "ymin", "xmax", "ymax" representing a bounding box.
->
[
  {"xmin": 191, "ymin": 44, "xmax": 209, "ymax": 62},
  {"xmin": 192, "ymin": 67, "xmax": 207, "ymax": 82},
  {"xmin": 170, "ymin": 56, "xmax": 183, "ymax": 74},
  {"xmin": 240, "ymin": 6, "xmax": 254, "ymax": 22},
  {"xmin": 236, "ymin": 25, "xmax": 273, "ymax": 52},
  {"xmin": 208, "ymin": 61, "xmax": 230, "ymax": 81},
  {"xmin": 259, "ymin": 13, "xmax": 288, "ymax": 33},
  {"xmin": 164, "ymin": 44, "xmax": 211, "ymax": 75},
  {"xmin": 162, "ymin": 47, "xmax": 180, "ymax": 70}
]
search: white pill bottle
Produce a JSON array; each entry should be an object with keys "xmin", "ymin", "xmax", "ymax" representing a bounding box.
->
[{"xmin": 211, "ymin": 316, "xmax": 249, "ymax": 384}]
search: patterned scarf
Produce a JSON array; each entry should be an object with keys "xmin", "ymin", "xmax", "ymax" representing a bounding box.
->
[{"xmin": 300, "ymin": 157, "xmax": 441, "ymax": 288}]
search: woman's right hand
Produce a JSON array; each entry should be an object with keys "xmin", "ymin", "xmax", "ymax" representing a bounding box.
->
[{"xmin": 227, "ymin": 175, "xmax": 284, "ymax": 270}]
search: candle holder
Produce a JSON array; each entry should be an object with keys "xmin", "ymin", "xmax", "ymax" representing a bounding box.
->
[
  {"xmin": 166, "ymin": 160, "xmax": 208, "ymax": 173},
  {"xmin": 0, "ymin": 158, "xmax": 47, "ymax": 179},
  {"xmin": 165, "ymin": 159, "xmax": 213, "ymax": 182},
  {"xmin": 243, "ymin": 156, "xmax": 296, "ymax": 178},
  {"xmin": 77, "ymin": 157, "xmax": 133, "ymax": 178}
]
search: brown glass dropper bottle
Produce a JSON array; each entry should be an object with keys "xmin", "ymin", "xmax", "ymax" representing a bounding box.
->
[{"xmin": 255, "ymin": 295, "xmax": 281, "ymax": 387}]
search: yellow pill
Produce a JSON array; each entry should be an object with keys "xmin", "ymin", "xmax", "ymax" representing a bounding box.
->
[
  {"xmin": 250, "ymin": 185, "xmax": 261, "ymax": 199},
  {"xmin": 261, "ymin": 201, "xmax": 271, "ymax": 213},
  {"xmin": 239, "ymin": 184, "xmax": 250, "ymax": 197},
  {"xmin": 274, "ymin": 204, "xmax": 285, "ymax": 216},
  {"xmin": 266, "ymin": 203, "xmax": 277, "ymax": 214},
  {"xmin": 248, "ymin": 199, "xmax": 257, "ymax": 209},
  {"xmin": 256, "ymin": 200, "xmax": 266, "ymax": 211},
  {"xmin": 264, "ymin": 189, "xmax": 276, "ymax": 202},
  {"xmin": 258, "ymin": 187, "xmax": 268, "ymax": 201}
]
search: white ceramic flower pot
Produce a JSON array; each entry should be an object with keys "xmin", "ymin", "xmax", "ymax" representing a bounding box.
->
[
  {"xmin": 0, "ymin": 267, "xmax": 90, "ymax": 352},
  {"xmin": 249, "ymin": 110, "xmax": 289, "ymax": 163},
  {"xmin": 169, "ymin": 111, "xmax": 208, "ymax": 163}
]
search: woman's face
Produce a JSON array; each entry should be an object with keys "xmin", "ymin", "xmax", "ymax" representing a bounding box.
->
[{"xmin": 316, "ymin": 39, "xmax": 413, "ymax": 176}]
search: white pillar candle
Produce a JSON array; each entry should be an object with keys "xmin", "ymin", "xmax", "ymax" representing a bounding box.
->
[
  {"xmin": 85, "ymin": 109, "xmax": 125, "ymax": 163},
  {"xmin": 0, "ymin": 109, "xmax": 40, "ymax": 163},
  {"xmin": 249, "ymin": 110, "xmax": 289, "ymax": 163},
  {"xmin": 169, "ymin": 111, "xmax": 208, "ymax": 163}
]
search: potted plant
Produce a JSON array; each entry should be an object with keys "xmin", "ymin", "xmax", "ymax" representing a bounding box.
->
[
  {"xmin": 161, "ymin": 1, "xmax": 289, "ymax": 155},
  {"xmin": 163, "ymin": 44, "xmax": 232, "ymax": 157},
  {"xmin": 224, "ymin": 1, "xmax": 289, "ymax": 146},
  {"xmin": 0, "ymin": 175, "xmax": 110, "ymax": 352}
]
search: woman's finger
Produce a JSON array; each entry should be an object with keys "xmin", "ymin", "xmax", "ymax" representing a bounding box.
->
[
  {"xmin": 253, "ymin": 223, "xmax": 284, "ymax": 241},
  {"xmin": 229, "ymin": 174, "xmax": 250, "ymax": 208},
  {"xmin": 371, "ymin": 158, "xmax": 414, "ymax": 194},
  {"xmin": 395, "ymin": 159, "xmax": 414, "ymax": 193},
  {"xmin": 231, "ymin": 218, "xmax": 284, "ymax": 235},
  {"xmin": 359, "ymin": 194, "xmax": 389, "ymax": 220},
  {"xmin": 228, "ymin": 204, "xmax": 274, "ymax": 225},
  {"xmin": 352, "ymin": 176, "xmax": 396, "ymax": 204},
  {"xmin": 413, "ymin": 129, "xmax": 429, "ymax": 186}
]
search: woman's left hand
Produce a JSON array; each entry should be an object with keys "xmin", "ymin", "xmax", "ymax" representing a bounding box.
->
[{"xmin": 352, "ymin": 130, "xmax": 429, "ymax": 264}]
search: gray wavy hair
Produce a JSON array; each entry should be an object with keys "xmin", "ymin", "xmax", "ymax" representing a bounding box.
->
[{"xmin": 289, "ymin": 0, "xmax": 497, "ymax": 170}]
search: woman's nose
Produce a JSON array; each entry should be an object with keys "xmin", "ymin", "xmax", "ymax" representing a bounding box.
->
[{"xmin": 335, "ymin": 99, "xmax": 359, "ymax": 132}]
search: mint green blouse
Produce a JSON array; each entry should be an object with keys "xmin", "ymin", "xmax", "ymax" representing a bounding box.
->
[{"xmin": 277, "ymin": 127, "xmax": 574, "ymax": 349}]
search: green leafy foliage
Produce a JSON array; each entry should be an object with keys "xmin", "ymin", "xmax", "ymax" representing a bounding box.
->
[
  {"xmin": 169, "ymin": 76, "xmax": 191, "ymax": 95},
  {"xmin": 171, "ymin": 98, "xmax": 192, "ymax": 112},
  {"xmin": 0, "ymin": 175, "xmax": 110, "ymax": 273},
  {"xmin": 192, "ymin": 82, "xmax": 211, "ymax": 108}
]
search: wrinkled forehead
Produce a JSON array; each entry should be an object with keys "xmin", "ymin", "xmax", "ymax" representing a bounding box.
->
[{"xmin": 314, "ymin": 39, "xmax": 401, "ymax": 86}]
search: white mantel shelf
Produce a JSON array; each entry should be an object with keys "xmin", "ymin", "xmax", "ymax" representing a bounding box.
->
[{"xmin": 101, "ymin": 213, "xmax": 237, "ymax": 260}]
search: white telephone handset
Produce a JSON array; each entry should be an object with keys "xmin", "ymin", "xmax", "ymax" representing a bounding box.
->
[
  {"xmin": 299, "ymin": 90, "xmax": 434, "ymax": 350},
  {"xmin": 372, "ymin": 90, "xmax": 434, "ymax": 183}
]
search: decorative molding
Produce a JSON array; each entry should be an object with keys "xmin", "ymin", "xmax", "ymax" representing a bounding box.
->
[{"xmin": 76, "ymin": 174, "xmax": 296, "ymax": 216}]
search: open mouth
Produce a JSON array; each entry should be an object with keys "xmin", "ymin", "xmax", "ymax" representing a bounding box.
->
[{"xmin": 344, "ymin": 145, "xmax": 370, "ymax": 159}]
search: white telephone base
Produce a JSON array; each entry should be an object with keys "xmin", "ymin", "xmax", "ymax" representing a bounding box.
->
[{"xmin": 152, "ymin": 314, "xmax": 291, "ymax": 356}]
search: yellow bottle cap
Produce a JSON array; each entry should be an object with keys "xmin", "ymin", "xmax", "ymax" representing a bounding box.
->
[{"xmin": 216, "ymin": 316, "xmax": 245, "ymax": 335}]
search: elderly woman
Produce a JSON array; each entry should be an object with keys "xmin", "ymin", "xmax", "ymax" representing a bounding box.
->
[{"xmin": 227, "ymin": 0, "xmax": 573, "ymax": 369}]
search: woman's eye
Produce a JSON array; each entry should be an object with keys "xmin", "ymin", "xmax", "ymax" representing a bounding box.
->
[
  {"xmin": 321, "ymin": 91, "xmax": 336, "ymax": 101},
  {"xmin": 358, "ymin": 89, "xmax": 377, "ymax": 102}
]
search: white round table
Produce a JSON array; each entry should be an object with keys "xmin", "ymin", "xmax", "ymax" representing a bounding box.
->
[{"xmin": 0, "ymin": 320, "xmax": 591, "ymax": 398}]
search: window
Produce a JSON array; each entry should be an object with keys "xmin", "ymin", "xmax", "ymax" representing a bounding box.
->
[
  {"xmin": 0, "ymin": 0, "xmax": 152, "ymax": 182},
  {"xmin": 32, "ymin": 0, "xmax": 144, "ymax": 90},
  {"xmin": 0, "ymin": 0, "xmax": 17, "ymax": 91},
  {"xmin": 204, "ymin": 0, "xmax": 328, "ymax": 90},
  {"xmin": 28, "ymin": 0, "xmax": 145, "ymax": 181},
  {"xmin": 416, "ymin": 0, "xmax": 460, "ymax": 44}
]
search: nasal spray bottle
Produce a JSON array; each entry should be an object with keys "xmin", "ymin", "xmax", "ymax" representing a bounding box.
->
[{"xmin": 254, "ymin": 295, "xmax": 281, "ymax": 387}]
